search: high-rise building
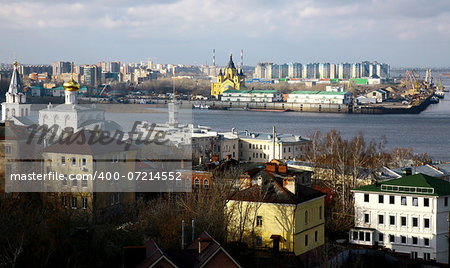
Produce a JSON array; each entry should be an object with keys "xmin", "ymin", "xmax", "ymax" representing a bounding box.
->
[
  {"xmin": 254, "ymin": 63, "xmax": 266, "ymax": 79},
  {"xmin": 319, "ymin": 63, "xmax": 330, "ymax": 79},
  {"xmin": 52, "ymin": 61, "xmax": 71, "ymax": 76},
  {"xmin": 287, "ymin": 62, "xmax": 302, "ymax": 78},
  {"xmin": 100, "ymin": 61, "xmax": 120, "ymax": 73},
  {"xmin": 338, "ymin": 63, "xmax": 352, "ymax": 79},
  {"xmin": 83, "ymin": 65, "xmax": 99, "ymax": 87}
]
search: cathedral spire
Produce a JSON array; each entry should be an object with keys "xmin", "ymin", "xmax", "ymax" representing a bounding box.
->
[
  {"xmin": 227, "ymin": 53, "xmax": 236, "ymax": 69},
  {"xmin": 8, "ymin": 53, "xmax": 22, "ymax": 94}
]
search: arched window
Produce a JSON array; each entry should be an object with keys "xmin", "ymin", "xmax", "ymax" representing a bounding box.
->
[
  {"xmin": 203, "ymin": 179, "xmax": 209, "ymax": 189},
  {"xmin": 194, "ymin": 178, "xmax": 200, "ymax": 189}
]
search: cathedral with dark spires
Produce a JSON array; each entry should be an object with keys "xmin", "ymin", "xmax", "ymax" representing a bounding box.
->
[{"xmin": 210, "ymin": 53, "xmax": 245, "ymax": 97}]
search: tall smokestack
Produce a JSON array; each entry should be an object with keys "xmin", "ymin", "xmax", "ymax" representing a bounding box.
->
[
  {"xmin": 272, "ymin": 126, "xmax": 276, "ymax": 160},
  {"xmin": 212, "ymin": 49, "xmax": 216, "ymax": 67},
  {"xmin": 240, "ymin": 49, "xmax": 243, "ymax": 71}
]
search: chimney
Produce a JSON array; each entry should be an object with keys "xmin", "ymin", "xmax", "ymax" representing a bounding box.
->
[
  {"xmin": 278, "ymin": 164, "xmax": 288, "ymax": 174},
  {"xmin": 239, "ymin": 175, "xmax": 251, "ymax": 190},
  {"xmin": 198, "ymin": 237, "xmax": 212, "ymax": 254},
  {"xmin": 266, "ymin": 163, "xmax": 277, "ymax": 172},
  {"xmin": 283, "ymin": 177, "xmax": 296, "ymax": 195}
]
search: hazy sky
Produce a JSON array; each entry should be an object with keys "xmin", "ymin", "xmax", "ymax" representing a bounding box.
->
[{"xmin": 1, "ymin": 0, "xmax": 449, "ymax": 67}]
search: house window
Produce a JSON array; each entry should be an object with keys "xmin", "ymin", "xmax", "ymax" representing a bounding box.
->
[
  {"xmin": 424, "ymin": 238, "xmax": 430, "ymax": 246},
  {"xmin": 389, "ymin": 235, "xmax": 395, "ymax": 243},
  {"xmin": 203, "ymin": 179, "xmax": 209, "ymax": 189},
  {"xmin": 256, "ymin": 236, "xmax": 262, "ymax": 246},
  {"xmin": 401, "ymin": 216, "xmax": 407, "ymax": 226},
  {"xmin": 364, "ymin": 213, "xmax": 370, "ymax": 224},
  {"xmin": 411, "ymin": 251, "xmax": 418, "ymax": 259},
  {"xmin": 364, "ymin": 194, "xmax": 369, "ymax": 202},
  {"xmin": 256, "ymin": 216, "xmax": 263, "ymax": 227},
  {"xmin": 365, "ymin": 233, "xmax": 370, "ymax": 242},
  {"xmin": 359, "ymin": 232, "xmax": 364, "ymax": 241},
  {"xmin": 82, "ymin": 178, "xmax": 88, "ymax": 188},
  {"xmin": 424, "ymin": 253, "xmax": 430, "ymax": 261},
  {"xmin": 389, "ymin": 195, "xmax": 395, "ymax": 204},
  {"xmin": 378, "ymin": 215, "xmax": 384, "ymax": 224},
  {"xmin": 72, "ymin": 177, "xmax": 77, "ymax": 187},
  {"xmin": 379, "ymin": 233, "xmax": 384, "ymax": 242},
  {"xmin": 424, "ymin": 218, "xmax": 430, "ymax": 228},
  {"xmin": 115, "ymin": 193, "xmax": 120, "ymax": 204},
  {"xmin": 412, "ymin": 237, "xmax": 418, "ymax": 245},
  {"xmin": 353, "ymin": 232, "xmax": 358, "ymax": 240},
  {"xmin": 401, "ymin": 196, "xmax": 407, "ymax": 205},
  {"xmin": 424, "ymin": 198, "xmax": 429, "ymax": 207},
  {"xmin": 412, "ymin": 197, "xmax": 418, "ymax": 206},
  {"xmin": 71, "ymin": 197, "xmax": 77, "ymax": 209},
  {"xmin": 390, "ymin": 216, "xmax": 395, "ymax": 225},
  {"xmin": 305, "ymin": 234, "xmax": 308, "ymax": 246},
  {"xmin": 401, "ymin": 236, "xmax": 406, "ymax": 244},
  {"xmin": 61, "ymin": 156, "xmax": 66, "ymax": 165},
  {"xmin": 378, "ymin": 195, "xmax": 384, "ymax": 203},
  {"xmin": 412, "ymin": 217, "xmax": 418, "ymax": 227},
  {"xmin": 62, "ymin": 174, "xmax": 68, "ymax": 186},
  {"xmin": 315, "ymin": 231, "xmax": 318, "ymax": 242},
  {"xmin": 81, "ymin": 197, "xmax": 88, "ymax": 209},
  {"xmin": 194, "ymin": 179, "xmax": 200, "ymax": 188},
  {"xmin": 71, "ymin": 157, "xmax": 76, "ymax": 166},
  {"xmin": 319, "ymin": 206, "xmax": 322, "ymax": 220},
  {"xmin": 82, "ymin": 158, "xmax": 87, "ymax": 166},
  {"xmin": 305, "ymin": 211, "xmax": 308, "ymax": 225},
  {"xmin": 61, "ymin": 195, "xmax": 67, "ymax": 206},
  {"xmin": 445, "ymin": 197, "xmax": 448, "ymax": 207},
  {"xmin": 5, "ymin": 145, "xmax": 11, "ymax": 154}
]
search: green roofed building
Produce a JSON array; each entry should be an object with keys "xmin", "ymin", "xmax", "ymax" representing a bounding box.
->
[{"xmin": 350, "ymin": 173, "xmax": 450, "ymax": 264}]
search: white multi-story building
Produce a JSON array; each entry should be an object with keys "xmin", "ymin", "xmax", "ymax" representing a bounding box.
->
[
  {"xmin": 191, "ymin": 127, "xmax": 310, "ymax": 163},
  {"xmin": 221, "ymin": 89, "xmax": 283, "ymax": 103},
  {"xmin": 350, "ymin": 173, "xmax": 450, "ymax": 264},
  {"xmin": 286, "ymin": 91, "xmax": 352, "ymax": 105}
]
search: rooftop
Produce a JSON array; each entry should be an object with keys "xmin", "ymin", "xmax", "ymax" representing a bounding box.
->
[{"xmin": 353, "ymin": 173, "xmax": 450, "ymax": 196}]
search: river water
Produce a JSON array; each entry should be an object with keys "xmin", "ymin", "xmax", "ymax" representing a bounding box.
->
[{"xmin": 193, "ymin": 90, "xmax": 450, "ymax": 162}]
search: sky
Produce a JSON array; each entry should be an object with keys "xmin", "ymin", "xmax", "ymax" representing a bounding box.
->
[{"xmin": 0, "ymin": 0, "xmax": 450, "ymax": 67}]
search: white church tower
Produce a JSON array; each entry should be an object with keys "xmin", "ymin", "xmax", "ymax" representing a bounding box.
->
[{"xmin": 1, "ymin": 55, "xmax": 31, "ymax": 122}]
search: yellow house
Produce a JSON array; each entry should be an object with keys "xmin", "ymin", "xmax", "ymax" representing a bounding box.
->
[
  {"xmin": 211, "ymin": 53, "xmax": 245, "ymax": 97},
  {"xmin": 227, "ymin": 173, "xmax": 325, "ymax": 258},
  {"xmin": 42, "ymin": 130, "xmax": 137, "ymax": 222}
]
